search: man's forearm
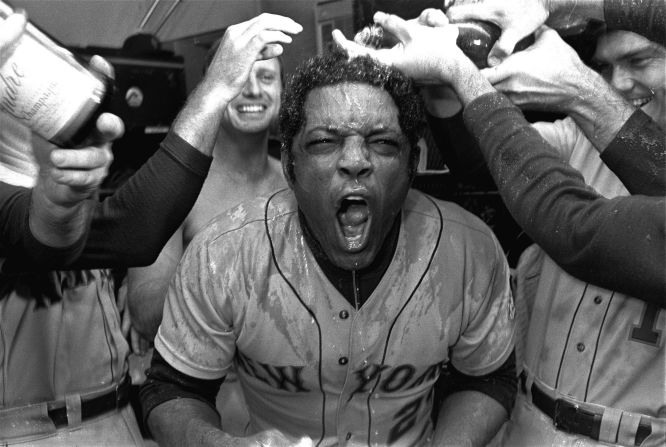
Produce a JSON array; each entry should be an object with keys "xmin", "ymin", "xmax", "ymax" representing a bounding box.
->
[
  {"xmin": 433, "ymin": 391, "xmax": 508, "ymax": 446},
  {"xmin": 564, "ymin": 68, "xmax": 636, "ymax": 153},
  {"xmin": 148, "ymin": 398, "xmax": 229, "ymax": 447},
  {"xmin": 29, "ymin": 181, "xmax": 92, "ymax": 249},
  {"xmin": 448, "ymin": 60, "xmax": 496, "ymax": 107}
]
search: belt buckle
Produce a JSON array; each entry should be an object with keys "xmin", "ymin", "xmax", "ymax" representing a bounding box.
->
[{"xmin": 553, "ymin": 399, "xmax": 601, "ymax": 440}]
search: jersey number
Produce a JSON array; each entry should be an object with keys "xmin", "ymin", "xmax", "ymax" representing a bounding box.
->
[{"xmin": 630, "ymin": 303, "xmax": 662, "ymax": 347}]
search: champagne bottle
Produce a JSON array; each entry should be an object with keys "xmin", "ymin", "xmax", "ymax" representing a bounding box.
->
[
  {"xmin": 0, "ymin": 1, "xmax": 112, "ymax": 147},
  {"xmin": 353, "ymin": 20, "xmax": 534, "ymax": 69},
  {"xmin": 454, "ymin": 20, "xmax": 534, "ymax": 68}
]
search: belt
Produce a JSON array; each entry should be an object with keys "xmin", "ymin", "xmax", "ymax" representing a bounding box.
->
[
  {"xmin": 46, "ymin": 375, "xmax": 131, "ymax": 427},
  {"xmin": 520, "ymin": 372, "xmax": 652, "ymax": 446}
]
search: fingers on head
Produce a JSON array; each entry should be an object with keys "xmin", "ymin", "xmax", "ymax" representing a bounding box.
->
[{"xmin": 245, "ymin": 13, "xmax": 303, "ymax": 37}]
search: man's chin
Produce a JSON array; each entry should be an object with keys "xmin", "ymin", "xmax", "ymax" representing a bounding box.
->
[{"xmin": 328, "ymin": 250, "xmax": 376, "ymax": 271}]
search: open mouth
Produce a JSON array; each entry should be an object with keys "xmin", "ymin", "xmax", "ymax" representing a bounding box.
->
[
  {"xmin": 631, "ymin": 96, "xmax": 653, "ymax": 108},
  {"xmin": 337, "ymin": 196, "xmax": 370, "ymax": 250},
  {"xmin": 237, "ymin": 104, "xmax": 266, "ymax": 113}
]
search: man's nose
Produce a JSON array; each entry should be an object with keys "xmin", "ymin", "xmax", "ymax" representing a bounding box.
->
[
  {"xmin": 338, "ymin": 138, "xmax": 372, "ymax": 179},
  {"xmin": 609, "ymin": 65, "xmax": 634, "ymax": 92},
  {"xmin": 242, "ymin": 76, "xmax": 261, "ymax": 97}
]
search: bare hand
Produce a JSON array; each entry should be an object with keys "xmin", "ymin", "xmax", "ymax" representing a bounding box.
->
[
  {"xmin": 203, "ymin": 13, "xmax": 302, "ymax": 106},
  {"xmin": 446, "ymin": 0, "xmax": 550, "ymax": 65},
  {"xmin": 333, "ymin": 9, "xmax": 471, "ymax": 86},
  {"xmin": 39, "ymin": 112, "xmax": 122, "ymax": 207},
  {"xmin": 480, "ymin": 26, "xmax": 593, "ymax": 113}
]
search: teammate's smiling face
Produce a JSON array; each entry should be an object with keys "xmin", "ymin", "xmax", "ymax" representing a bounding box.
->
[
  {"xmin": 592, "ymin": 31, "xmax": 666, "ymax": 129},
  {"xmin": 222, "ymin": 58, "xmax": 281, "ymax": 134},
  {"xmin": 289, "ymin": 82, "xmax": 411, "ymax": 271}
]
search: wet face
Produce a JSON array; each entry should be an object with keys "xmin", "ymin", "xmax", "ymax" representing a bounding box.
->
[
  {"xmin": 288, "ymin": 82, "xmax": 411, "ymax": 271},
  {"xmin": 222, "ymin": 58, "xmax": 281, "ymax": 134},
  {"xmin": 593, "ymin": 31, "xmax": 666, "ymax": 129}
]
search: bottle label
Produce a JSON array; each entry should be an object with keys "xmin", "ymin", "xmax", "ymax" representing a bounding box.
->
[{"xmin": 0, "ymin": 33, "xmax": 104, "ymax": 140}]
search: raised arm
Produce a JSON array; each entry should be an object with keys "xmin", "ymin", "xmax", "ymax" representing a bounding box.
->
[
  {"xmin": 334, "ymin": 9, "xmax": 665, "ymax": 304},
  {"xmin": 11, "ymin": 13, "xmax": 302, "ymax": 272},
  {"xmin": 480, "ymin": 26, "xmax": 666, "ymax": 195}
]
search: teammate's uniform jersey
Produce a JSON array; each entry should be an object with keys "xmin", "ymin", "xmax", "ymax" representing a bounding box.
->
[
  {"xmin": 0, "ymin": 119, "xmax": 141, "ymax": 445},
  {"xmin": 156, "ymin": 188, "xmax": 516, "ymax": 447},
  {"xmin": 505, "ymin": 118, "xmax": 666, "ymax": 447}
]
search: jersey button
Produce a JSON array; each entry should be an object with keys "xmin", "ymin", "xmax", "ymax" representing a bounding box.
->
[
  {"xmin": 346, "ymin": 432, "xmax": 352, "ymax": 441},
  {"xmin": 576, "ymin": 343, "xmax": 585, "ymax": 352},
  {"xmin": 339, "ymin": 310, "xmax": 350, "ymax": 319},
  {"xmin": 339, "ymin": 356, "xmax": 348, "ymax": 365},
  {"xmin": 593, "ymin": 296, "xmax": 603, "ymax": 304}
]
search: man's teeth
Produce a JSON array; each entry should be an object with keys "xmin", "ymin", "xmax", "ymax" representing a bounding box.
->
[
  {"xmin": 632, "ymin": 97, "xmax": 653, "ymax": 107},
  {"xmin": 238, "ymin": 105, "xmax": 265, "ymax": 113}
]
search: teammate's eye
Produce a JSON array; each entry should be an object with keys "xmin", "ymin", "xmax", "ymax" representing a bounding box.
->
[
  {"xmin": 260, "ymin": 73, "xmax": 276, "ymax": 83},
  {"xmin": 629, "ymin": 57, "xmax": 650, "ymax": 68}
]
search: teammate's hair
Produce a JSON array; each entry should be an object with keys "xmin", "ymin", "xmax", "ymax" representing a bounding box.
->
[{"xmin": 279, "ymin": 49, "xmax": 425, "ymax": 182}]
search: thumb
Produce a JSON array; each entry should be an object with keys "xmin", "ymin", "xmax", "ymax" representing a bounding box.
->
[
  {"xmin": 488, "ymin": 28, "xmax": 523, "ymax": 66},
  {"xmin": 480, "ymin": 63, "xmax": 511, "ymax": 85}
]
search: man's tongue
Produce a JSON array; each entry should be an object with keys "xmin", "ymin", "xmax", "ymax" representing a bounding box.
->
[{"xmin": 338, "ymin": 201, "xmax": 368, "ymax": 238}]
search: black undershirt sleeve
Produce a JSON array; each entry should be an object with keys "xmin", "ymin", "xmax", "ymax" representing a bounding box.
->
[
  {"xmin": 139, "ymin": 349, "xmax": 225, "ymax": 429},
  {"xmin": 601, "ymin": 109, "xmax": 666, "ymax": 196},
  {"xmin": 433, "ymin": 350, "xmax": 517, "ymax": 419},
  {"xmin": 0, "ymin": 183, "xmax": 88, "ymax": 268}
]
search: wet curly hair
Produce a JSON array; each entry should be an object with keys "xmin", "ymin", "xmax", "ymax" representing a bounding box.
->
[{"xmin": 279, "ymin": 50, "xmax": 426, "ymax": 181}]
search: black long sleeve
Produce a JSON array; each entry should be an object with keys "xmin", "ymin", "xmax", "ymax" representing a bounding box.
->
[
  {"xmin": 462, "ymin": 92, "xmax": 665, "ymax": 305},
  {"xmin": 0, "ymin": 183, "xmax": 87, "ymax": 267},
  {"xmin": 1, "ymin": 132, "xmax": 211, "ymax": 272}
]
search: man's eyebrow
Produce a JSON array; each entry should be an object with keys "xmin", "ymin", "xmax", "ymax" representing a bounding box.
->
[{"xmin": 592, "ymin": 46, "xmax": 660, "ymax": 65}]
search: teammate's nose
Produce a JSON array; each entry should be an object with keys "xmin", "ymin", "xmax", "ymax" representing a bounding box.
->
[
  {"xmin": 609, "ymin": 65, "xmax": 635, "ymax": 93},
  {"xmin": 242, "ymin": 75, "xmax": 261, "ymax": 97}
]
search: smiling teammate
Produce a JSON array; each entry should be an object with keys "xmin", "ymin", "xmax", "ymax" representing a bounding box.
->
[
  {"xmin": 127, "ymin": 51, "xmax": 285, "ymax": 343},
  {"xmin": 139, "ymin": 51, "xmax": 517, "ymax": 447}
]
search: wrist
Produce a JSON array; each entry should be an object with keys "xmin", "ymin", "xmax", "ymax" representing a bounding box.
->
[
  {"xmin": 448, "ymin": 59, "xmax": 495, "ymax": 107},
  {"xmin": 172, "ymin": 81, "xmax": 231, "ymax": 154}
]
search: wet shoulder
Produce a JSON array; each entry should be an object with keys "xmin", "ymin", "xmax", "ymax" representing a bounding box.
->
[
  {"xmin": 403, "ymin": 189, "xmax": 498, "ymax": 244},
  {"xmin": 187, "ymin": 188, "xmax": 296, "ymax": 250}
]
